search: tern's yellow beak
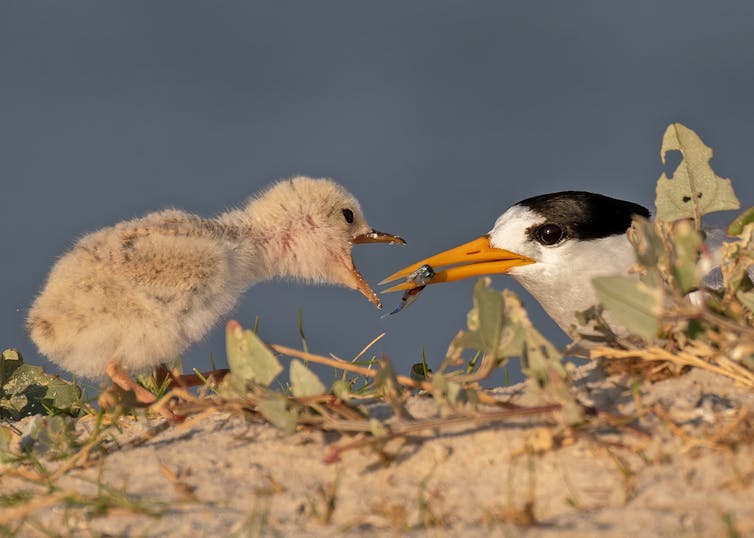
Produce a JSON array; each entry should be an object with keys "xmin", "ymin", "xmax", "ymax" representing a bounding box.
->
[{"xmin": 380, "ymin": 235, "xmax": 535, "ymax": 292}]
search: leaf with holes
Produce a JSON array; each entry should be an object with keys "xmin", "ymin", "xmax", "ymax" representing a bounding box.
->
[{"xmin": 655, "ymin": 123, "xmax": 739, "ymax": 223}]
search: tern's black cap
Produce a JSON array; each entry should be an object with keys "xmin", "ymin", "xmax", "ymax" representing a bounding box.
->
[{"xmin": 517, "ymin": 191, "xmax": 651, "ymax": 242}]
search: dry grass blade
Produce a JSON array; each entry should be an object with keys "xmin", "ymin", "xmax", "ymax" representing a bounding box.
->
[
  {"xmin": 352, "ymin": 332, "xmax": 386, "ymax": 362},
  {"xmin": 591, "ymin": 345, "xmax": 754, "ymax": 388},
  {"xmin": 0, "ymin": 491, "xmax": 69, "ymax": 524}
]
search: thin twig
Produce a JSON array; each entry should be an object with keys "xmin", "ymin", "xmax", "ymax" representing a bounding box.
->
[
  {"xmin": 352, "ymin": 332, "xmax": 386, "ymax": 362},
  {"xmin": 269, "ymin": 344, "xmax": 431, "ymax": 390}
]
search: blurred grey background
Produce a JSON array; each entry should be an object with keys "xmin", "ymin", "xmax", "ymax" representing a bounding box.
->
[{"xmin": 2, "ymin": 2, "xmax": 754, "ymax": 390}]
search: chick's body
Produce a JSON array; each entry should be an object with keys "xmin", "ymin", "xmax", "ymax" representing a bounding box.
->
[{"xmin": 28, "ymin": 177, "xmax": 401, "ymax": 379}]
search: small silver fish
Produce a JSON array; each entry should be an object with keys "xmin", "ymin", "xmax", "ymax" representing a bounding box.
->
[{"xmin": 383, "ymin": 264, "xmax": 435, "ymax": 317}]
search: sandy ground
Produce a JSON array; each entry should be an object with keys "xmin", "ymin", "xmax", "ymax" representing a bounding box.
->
[{"xmin": 2, "ymin": 361, "xmax": 754, "ymax": 537}]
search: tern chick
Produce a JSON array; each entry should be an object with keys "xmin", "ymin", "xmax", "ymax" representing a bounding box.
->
[
  {"xmin": 382, "ymin": 191, "xmax": 650, "ymax": 335},
  {"xmin": 28, "ymin": 176, "xmax": 404, "ymax": 401}
]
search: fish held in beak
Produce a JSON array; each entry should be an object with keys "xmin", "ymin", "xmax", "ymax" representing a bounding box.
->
[{"xmin": 380, "ymin": 235, "xmax": 534, "ymax": 293}]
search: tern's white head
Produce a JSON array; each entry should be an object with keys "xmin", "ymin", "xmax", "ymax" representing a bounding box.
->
[{"xmin": 382, "ymin": 191, "xmax": 650, "ymax": 334}]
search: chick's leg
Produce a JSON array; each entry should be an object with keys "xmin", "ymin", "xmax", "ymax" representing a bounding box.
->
[{"xmin": 106, "ymin": 361, "xmax": 157, "ymax": 404}]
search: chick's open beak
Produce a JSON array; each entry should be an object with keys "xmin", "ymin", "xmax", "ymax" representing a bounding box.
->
[
  {"xmin": 380, "ymin": 235, "xmax": 534, "ymax": 292},
  {"xmin": 348, "ymin": 228, "xmax": 406, "ymax": 309},
  {"xmin": 349, "ymin": 262, "xmax": 383, "ymax": 309}
]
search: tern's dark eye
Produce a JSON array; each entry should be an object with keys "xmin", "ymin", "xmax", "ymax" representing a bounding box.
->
[
  {"xmin": 342, "ymin": 208, "xmax": 354, "ymax": 224},
  {"xmin": 535, "ymin": 223, "xmax": 564, "ymax": 246}
]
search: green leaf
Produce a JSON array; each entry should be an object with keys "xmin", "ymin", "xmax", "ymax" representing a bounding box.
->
[
  {"xmin": 0, "ymin": 349, "xmax": 23, "ymax": 385},
  {"xmin": 455, "ymin": 278, "xmax": 528, "ymax": 359},
  {"xmin": 257, "ymin": 395, "xmax": 297, "ymax": 434},
  {"xmin": 1, "ymin": 350, "xmax": 80, "ymax": 420},
  {"xmin": 455, "ymin": 278, "xmax": 504, "ymax": 354},
  {"xmin": 670, "ymin": 220, "xmax": 703, "ymax": 295},
  {"xmin": 375, "ymin": 357, "xmax": 410, "ymax": 419},
  {"xmin": 655, "ymin": 123, "xmax": 739, "ymax": 223},
  {"xmin": 22, "ymin": 415, "xmax": 79, "ymax": 459},
  {"xmin": 225, "ymin": 320, "xmax": 282, "ymax": 390},
  {"xmin": 736, "ymin": 290, "xmax": 754, "ymax": 314},
  {"xmin": 500, "ymin": 290, "xmax": 541, "ymax": 359},
  {"xmin": 628, "ymin": 217, "xmax": 665, "ymax": 266},
  {"xmin": 592, "ymin": 276, "xmax": 662, "ymax": 341},
  {"xmin": 728, "ymin": 206, "xmax": 754, "ymax": 236},
  {"xmin": 290, "ymin": 359, "xmax": 326, "ymax": 397}
]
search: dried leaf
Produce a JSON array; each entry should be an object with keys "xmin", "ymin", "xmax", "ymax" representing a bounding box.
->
[
  {"xmin": 225, "ymin": 320, "xmax": 282, "ymax": 390},
  {"xmin": 655, "ymin": 123, "xmax": 739, "ymax": 223},
  {"xmin": 592, "ymin": 276, "xmax": 662, "ymax": 341},
  {"xmin": 290, "ymin": 359, "xmax": 326, "ymax": 397}
]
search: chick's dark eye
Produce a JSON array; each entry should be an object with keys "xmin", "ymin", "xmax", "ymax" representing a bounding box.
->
[
  {"xmin": 342, "ymin": 208, "xmax": 354, "ymax": 224},
  {"xmin": 535, "ymin": 223, "xmax": 564, "ymax": 246}
]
